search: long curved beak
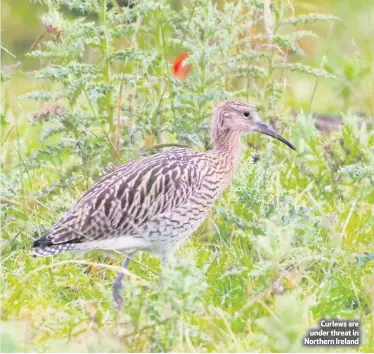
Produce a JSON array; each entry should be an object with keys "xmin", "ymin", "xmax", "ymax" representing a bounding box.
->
[{"xmin": 254, "ymin": 121, "xmax": 296, "ymax": 150}]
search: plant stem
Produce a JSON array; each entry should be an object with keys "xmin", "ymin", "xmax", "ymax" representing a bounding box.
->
[
  {"xmin": 308, "ymin": 77, "xmax": 319, "ymax": 111},
  {"xmin": 100, "ymin": 0, "xmax": 115, "ymax": 151},
  {"xmin": 160, "ymin": 18, "xmax": 177, "ymax": 138},
  {"xmin": 116, "ymin": 75, "xmax": 124, "ymax": 162},
  {"xmin": 179, "ymin": 0, "xmax": 197, "ymax": 48}
]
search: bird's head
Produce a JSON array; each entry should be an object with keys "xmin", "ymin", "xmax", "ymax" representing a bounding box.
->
[{"xmin": 212, "ymin": 100, "xmax": 295, "ymax": 150}]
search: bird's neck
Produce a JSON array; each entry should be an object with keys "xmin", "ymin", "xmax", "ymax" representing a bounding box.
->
[{"xmin": 211, "ymin": 132, "xmax": 242, "ymax": 177}]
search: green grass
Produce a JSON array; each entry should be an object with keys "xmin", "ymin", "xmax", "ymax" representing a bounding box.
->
[{"xmin": 1, "ymin": 0, "xmax": 374, "ymax": 352}]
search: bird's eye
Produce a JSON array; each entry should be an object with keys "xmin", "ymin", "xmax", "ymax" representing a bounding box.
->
[{"xmin": 243, "ymin": 111, "xmax": 250, "ymax": 118}]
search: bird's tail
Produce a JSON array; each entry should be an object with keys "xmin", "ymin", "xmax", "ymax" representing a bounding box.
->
[
  {"xmin": 32, "ymin": 227, "xmax": 151, "ymax": 257},
  {"xmin": 32, "ymin": 225, "xmax": 82, "ymax": 257},
  {"xmin": 32, "ymin": 243, "xmax": 78, "ymax": 257}
]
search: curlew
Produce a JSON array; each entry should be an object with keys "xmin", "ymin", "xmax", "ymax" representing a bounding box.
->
[{"xmin": 33, "ymin": 100, "xmax": 295, "ymax": 309}]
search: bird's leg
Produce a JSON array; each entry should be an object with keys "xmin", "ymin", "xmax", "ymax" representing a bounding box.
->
[
  {"xmin": 160, "ymin": 251, "xmax": 184, "ymax": 268},
  {"xmin": 161, "ymin": 251, "xmax": 175, "ymax": 266},
  {"xmin": 113, "ymin": 252, "xmax": 134, "ymax": 311}
]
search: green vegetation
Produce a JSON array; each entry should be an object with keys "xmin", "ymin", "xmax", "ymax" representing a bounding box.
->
[{"xmin": 1, "ymin": 0, "xmax": 373, "ymax": 352}]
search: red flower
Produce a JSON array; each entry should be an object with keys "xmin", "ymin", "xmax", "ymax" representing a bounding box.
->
[{"xmin": 171, "ymin": 53, "xmax": 191, "ymax": 79}]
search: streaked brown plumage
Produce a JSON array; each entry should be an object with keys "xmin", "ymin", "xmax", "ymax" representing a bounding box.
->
[{"xmin": 33, "ymin": 100, "xmax": 295, "ymax": 308}]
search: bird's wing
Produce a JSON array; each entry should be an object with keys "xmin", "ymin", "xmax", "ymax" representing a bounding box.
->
[{"xmin": 33, "ymin": 149, "xmax": 216, "ymax": 248}]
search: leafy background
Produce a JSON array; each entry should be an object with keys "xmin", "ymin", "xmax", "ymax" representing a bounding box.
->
[{"xmin": 1, "ymin": 0, "xmax": 374, "ymax": 352}]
